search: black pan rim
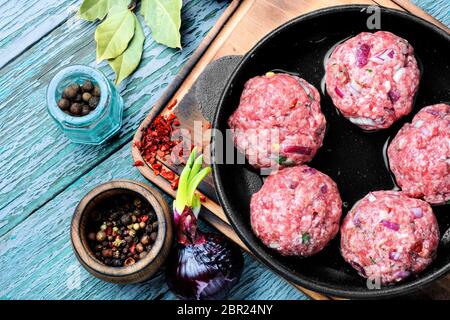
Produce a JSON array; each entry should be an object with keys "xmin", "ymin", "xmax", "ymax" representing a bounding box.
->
[{"xmin": 212, "ymin": 4, "xmax": 450, "ymax": 299}]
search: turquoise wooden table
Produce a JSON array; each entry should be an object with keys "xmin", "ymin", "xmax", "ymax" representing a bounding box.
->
[{"xmin": 0, "ymin": 0, "xmax": 448, "ymax": 300}]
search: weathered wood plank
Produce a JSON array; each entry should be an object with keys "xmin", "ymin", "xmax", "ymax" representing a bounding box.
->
[
  {"xmin": 0, "ymin": 0, "xmax": 82, "ymax": 69},
  {"xmin": 0, "ymin": 143, "xmax": 306, "ymax": 300},
  {"xmin": 0, "ymin": 0, "xmax": 230, "ymax": 237}
]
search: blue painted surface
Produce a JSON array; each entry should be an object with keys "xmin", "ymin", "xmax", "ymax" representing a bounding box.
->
[{"xmin": 0, "ymin": 0, "xmax": 447, "ymax": 300}]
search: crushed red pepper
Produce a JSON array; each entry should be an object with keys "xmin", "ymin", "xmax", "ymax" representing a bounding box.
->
[{"xmin": 137, "ymin": 111, "xmax": 183, "ymax": 190}]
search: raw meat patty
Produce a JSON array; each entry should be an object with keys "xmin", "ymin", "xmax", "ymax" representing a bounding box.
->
[
  {"xmin": 228, "ymin": 72, "xmax": 326, "ymax": 169},
  {"xmin": 251, "ymin": 166, "xmax": 342, "ymax": 256},
  {"xmin": 388, "ymin": 103, "xmax": 450, "ymax": 204},
  {"xmin": 326, "ymin": 31, "xmax": 420, "ymax": 130},
  {"xmin": 341, "ymin": 191, "xmax": 439, "ymax": 284}
]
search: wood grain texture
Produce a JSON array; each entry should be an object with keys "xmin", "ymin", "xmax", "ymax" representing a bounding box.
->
[
  {"xmin": 0, "ymin": 143, "xmax": 305, "ymax": 300},
  {"xmin": 0, "ymin": 0, "xmax": 230, "ymax": 237},
  {"xmin": 0, "ymin": 0, "xmax": 81, "ymax": 69}
]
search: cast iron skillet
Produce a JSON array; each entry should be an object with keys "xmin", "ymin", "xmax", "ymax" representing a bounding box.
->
[{"xmin": 212, "ymin": 5, "xmax": 450, "ymax": 299}]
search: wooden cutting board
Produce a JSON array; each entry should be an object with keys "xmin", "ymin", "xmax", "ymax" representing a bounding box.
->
[{"xmin": 132, "ymin": 0, "xmax": 450, "ymax": 300}]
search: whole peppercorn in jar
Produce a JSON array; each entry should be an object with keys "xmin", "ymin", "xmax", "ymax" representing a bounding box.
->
[
  {"xmin": 47, "ymin": 65, "xmax": 123, "ymax": 144},
  {"xmin": 86, "ymin": 193, "xmax": 159, "ymax": 268}
]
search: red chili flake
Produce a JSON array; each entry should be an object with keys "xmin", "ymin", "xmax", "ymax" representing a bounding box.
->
[
  {"xmin": 161, "ymin": 169, "xmax": 175, "ymax": 181},
  {"xmin": 115, "ymin": 235, "xmax": 122, "ymax": 240},
  {"xmin": 130, "ymin": 243, "xmax": 136, "ymax": 254},
  {"xmin": 140, "ymin": 215, "xmax": 149, "ymax": 223},
  {"xmin": 152, "ymin": 162, "xmax": 162, "ymax": 170},
  {"xmin": 156, "ymin": 150, "xmax": 165, "ymax": 158},
  {"xmin": 139, "ymin": 113, "xmax": 183, "ymax": 170},
  {"xmin": 199, "ymin": 194, "xmax": 206, "ymax": 202},
  {"xmin": 153, "ymin": 170, "xmax": 160, "ymax": 176},
  {"xmin": 205, "ymin": 122, "xmax": 212, "ymax": 129},
  {"xmin": 173, "ymin": 120, "xmax": 180, "ymax": 126},
  {"xmin": 290, "ymin": 98, "xmax": 298, "ymax": 109},
  {"xmin": 167, "ymin": 99, "xmax": 178, "ymax": 110},
  {"xmin": 171, "ymin": 179, "xmax": 179, "ymax": 190},
  {"xmin": 133, "ymin": 160, "xmax": 144, "ymax": 167},
  {"xmin": 166, "ymin": 113, "xmax": 177, "ymax": 122}
]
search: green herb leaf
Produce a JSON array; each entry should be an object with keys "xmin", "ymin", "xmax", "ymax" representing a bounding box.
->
[
  {"xmin": 302, "ymin": 232, "xmax": 311, "ymax": 244},
  {"xmin": 95, "ymin": 8, "xmax": 135, "ymax": 62},
  {"xmin": 175, "ymin": 147, "xmax": 197, "ymax": 213},
  {"xmin": 141, "ymin": 0, "xmax": 182, "ymax": 49},
  {"xmin": 276, "ymin": 155, "xmax": 287, "ymax": 165},
  {"xmin": 370, "ymin": 256, "xmax": 377, "ymax": 264},
  {"xmin": 109, "ymin": 14, "xmax": 145, "ymax": 85},
  {"xmin": 80, "ymin": 0, "xmax": 131, "ymax": 21}
]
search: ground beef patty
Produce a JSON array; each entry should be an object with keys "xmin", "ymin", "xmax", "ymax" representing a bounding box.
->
[
  {"xmin": 388, "ymin": 104, "xmax": 450, "ymax": 204},
  {"xmin": 228, "ymin": 73, "xmax": 326, "ymax": 169},
  {"xmin": 250, "ymin": 166, "xmax": 342, "ymax": 256},
  {"xmin": 341, "ymin": 191, "xmax": 439, "ymax": 284},
  {"xmin": 326, "ymin": 31, "xmax": 420, "ymax": 130}
]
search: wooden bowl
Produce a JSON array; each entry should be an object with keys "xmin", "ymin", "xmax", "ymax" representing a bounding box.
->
[{"xmin": 71, "ymin": 179, "xmax": 173, "ymax": 284}]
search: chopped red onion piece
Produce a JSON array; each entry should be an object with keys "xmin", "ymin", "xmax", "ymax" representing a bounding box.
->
[
  {"xmin": 381, "ymin": 219, "xmax": 400, "ymax": 231},
  {"xmin": 395, "ymin": 270, "xmax": 411, "ymax": 280},
  {"xmin": 303, "ymin": 167, "xmax": 317, "ymax": 174},
  {"xmin": 347, "ymin": 81, "xmax": 362, "ymax": 96},
  {"xmin": 370, "ymin": 49, "xmax": 395, "ymax": 64},
  {"xmin": 389, "ymin": 251, "xmax": 401, "ymax": 261},
  {"xmin": 353, "ymin": 211, "xmax": 362, "ymax": 227},
  {"xmin": 356, "ymin": 43, "xmax": 370, "ymax": 68},
  {"xmin": 289, "ymin": 180, "xmax": 299, "ymax": 189},
  {"xmin": 283, "ymin": 145, "xmax": 312, "ymax": 155},
  {"xmin": 320, "ymin": 184, "xmax": 328, "ymax": 194},
  {"xmin": 411, "ymin": 207, "xmax": 423, "ymax": 219},
  {"xmin": 388, "ymin": 89, "xmax": 401, "ymax": 103},
  {"xmin": 335, "ymin": 87, "xmax": 344, "ymax": 98}
]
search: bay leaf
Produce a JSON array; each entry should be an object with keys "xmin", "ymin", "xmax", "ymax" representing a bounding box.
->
[
  {"xmin": 95, "ymin": 9, "xmax": 135, "ymax": 62},
  {"xmin": 109, "ymin": 15, "xmax": 145, "ymax": 85},
  {"xmin": 141, "ymin": 0, "xmax": 182, "ymax": 49},
  {"xmin": 80, "ymin": 0, "xmax": 131, "ymax": 21},
  {"xmin": 80, "ymin": 0, "xmax": 110, "ymax": 21}
]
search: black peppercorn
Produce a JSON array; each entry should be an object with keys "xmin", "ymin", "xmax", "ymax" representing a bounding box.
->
[
  {"xmin": 81, "ymin": 104, "xmax": 90, "ymax": 116},
  {"xmin": 82, "ymin": 80, "xmax": 94, "ymax": 92},
  {"xmin": 120, "ymin": 214, "xmax": 132, "ymax": 226},
  {"xmin": 57, "ymin": 98, "xmax": 70, "ymax": 111},
  {"xmin": 74, "ymin": 94, "xmax": 82, "ymax": 102},
  {"xmin": 92, "ymin": 85, "xmax": 101, "ymax": 97},
  {"xmin": 63, "ymin": 86, "xmax": 78, "ymax": 99},
  {"xmin": 70, "ymin": 103, "xmax": 82, "ymax": 116},
  {"xmin": 112, "ymin": 259, "xmax": 122, "ymax": 267}
]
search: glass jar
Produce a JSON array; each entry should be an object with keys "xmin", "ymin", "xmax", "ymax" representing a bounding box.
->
[{"xmin": 47, "ymin": 65, "xmax": 124, "ymax": 145}]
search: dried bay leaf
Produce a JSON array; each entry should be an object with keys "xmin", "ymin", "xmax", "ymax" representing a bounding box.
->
[
  {"xmin": 95, "ymin": 9, "xmax": 135, "ymax": 62},
  {"xmin": 80, "ymin": 0, "xmax": 130, "ymax": 21},
  {"xmin": 109, "ymin": 15, "xmax": 145, "ymax": 85},
  {"xmin": 141, "ymin": 0, "xmax": 182, "ymax": 49}
]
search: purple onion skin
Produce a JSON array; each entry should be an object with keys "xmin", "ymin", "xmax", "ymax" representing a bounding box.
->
[
  {"xmin": 356, "ymin": 43, "xmax": 371, "ymax": 68},
  {"xmin": 166, "ymin": 233, "xmax": 244, "ymax": 300}
]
